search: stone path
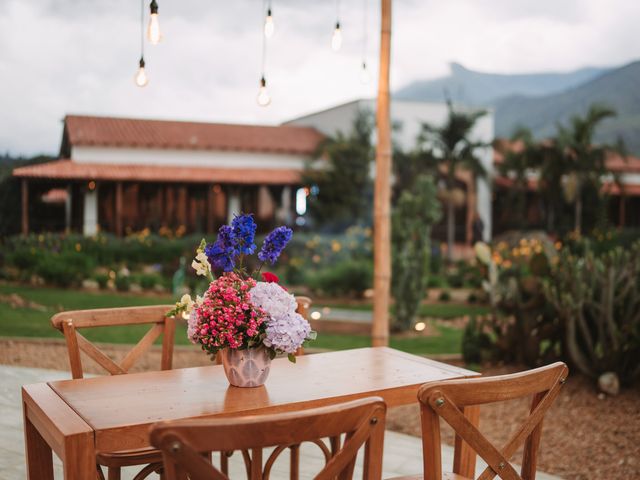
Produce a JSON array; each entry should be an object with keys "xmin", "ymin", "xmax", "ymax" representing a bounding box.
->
[{"xmin": 0, "ymin": 365, "xmax": 561, "ymax": 479}]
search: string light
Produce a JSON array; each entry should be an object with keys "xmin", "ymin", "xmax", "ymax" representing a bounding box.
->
[
  {"xmin": 134, "ymin": 0, "xmax": 148, "ymax": 87},
  {"xmin": 360, "ymin": 0, "xmax": 369, "ymax": 83},
  {"xmin": 257, "ymin": 76, "xmax": 271, "ymax": 106},
  {"xmin": 264, "ymin": 1, "xmax": 274, "ymax": 38},
  {"xmin": 147, "ymin": 0, "xmax": 162, "ymax": 45},
  {"xmin": 331, "ymin": 0, "xmax": 342, "ymax": 51},
  {"xmin": 257, "ymin": 0, "xmax": 271, "ymax": 106}
]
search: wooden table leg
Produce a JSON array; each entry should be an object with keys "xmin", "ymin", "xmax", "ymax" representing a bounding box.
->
[
  {"xmin": 23, "ymin": 384, "xmax": 96, "ymax": 480},
  {"xmin": 24, "ymin": 408, "xmax": 54, "ymax": 480}
]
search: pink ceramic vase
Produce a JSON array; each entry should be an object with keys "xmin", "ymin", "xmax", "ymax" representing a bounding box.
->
[{"xmin": 221, "ymin": 346, "xmax": 271, "ymax": 387}]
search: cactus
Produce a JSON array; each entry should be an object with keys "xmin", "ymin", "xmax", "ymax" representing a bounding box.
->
[{"xmin": 543, "ymin": 241, "xmax": 640, "ymax": 384}]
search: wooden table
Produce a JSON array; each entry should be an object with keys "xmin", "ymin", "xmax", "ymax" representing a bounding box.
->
[{"xmin": 22, "ymin": 347, "xmax": 478, "ymax": 479}]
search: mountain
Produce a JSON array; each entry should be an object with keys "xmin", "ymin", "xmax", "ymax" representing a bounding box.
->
[
  {"xmin": 494, "ymin": 61, "xmax": 640, "ymax": 153},
  {"xmin": 395, "ymin": 61, "xmax": 640, "ymax": 154},
  {"xmin": 395, "ymin": 62, "xmax": 612, "ymax": 105}
]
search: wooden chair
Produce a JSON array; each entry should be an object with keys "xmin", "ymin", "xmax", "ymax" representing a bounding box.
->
[
  {"xmin": 51, "ymin": 305, "xmax": 177, "ymax": 480},
  {"xmin": 389, "ymin": 362, "xmax": 568, "ymax": 480},
  {"xmin": 150, "ymin": 396, "xmax": 387, "ymax": 480}
]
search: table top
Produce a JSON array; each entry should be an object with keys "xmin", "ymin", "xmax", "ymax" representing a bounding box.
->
[{"xmin": 46, "ymin": 347, "xmax": 477, "ymax": 451}]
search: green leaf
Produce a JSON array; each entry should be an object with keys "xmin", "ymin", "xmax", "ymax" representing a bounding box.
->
[
  {"xmin": 307, "ymin": 330, "xmax": 318, "ymax": 340},
  {"xmin": 268, "ymin": 349, "xmax": 277, "ymax": 360},
  {"xmin": 287, "ymin": 353, "xmax": 297, "ymax": 363}
]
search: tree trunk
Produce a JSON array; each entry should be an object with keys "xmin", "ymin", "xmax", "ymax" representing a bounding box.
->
[{"xmin": 447, "ymin": 197, "xmax": 455, "ymax": 262}]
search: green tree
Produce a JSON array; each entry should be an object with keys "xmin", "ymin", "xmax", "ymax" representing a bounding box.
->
[
  {"xmin": 556, "ymin": 104, "xmax": 620, "ymax": 234},
  {"xmin": 419, "ymin": 101, "xmax": 487, "ymax": 260},
  {"xmin": 392, "ymin": 175, "xmax": 442, "ymax": 330},
  {"xmin": 303, "ymin": 111, "xmax": 373, "ymax": 230}
]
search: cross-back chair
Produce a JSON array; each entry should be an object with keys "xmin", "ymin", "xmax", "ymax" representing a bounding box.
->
[
  {"xmin": 51, "ymin": 305, "xmax": 177, "ymax": 480},
  {"xmin": 150, "ymin": 396, "xmax": 387, "ymax": 480},
  {"xmin": 390, "ymin": 362, "xmax": 568, "ymax": 480}
]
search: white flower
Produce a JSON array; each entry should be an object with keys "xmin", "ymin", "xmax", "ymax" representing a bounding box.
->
[
  {"xmin": 249, "ymin": 282, "xmax": 298, "ymax": 319},
  {"xmin": 192, "ymin": 251, "xmax": 211, "ymax": 277}
]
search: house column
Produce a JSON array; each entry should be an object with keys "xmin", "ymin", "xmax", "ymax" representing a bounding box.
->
[
  {"xmin": 21, "ymin": 179, "xmax": 28, "ymax": 235},
  {"xmin": 227, "ymin": 188, "xmax": 241, "ymax": 223},
  {"xmin": 65, "ymin": 184, "xmax": 72, "ymax": 232},
  {"xmin": 115, "ymin": 182, "xmax": 123, "ymax": 237},
  {"xmin": 280, "ymin": 186, "xmax": 292, "ymax": 225},
  {"xmin": 83, "ymin": 185, "xmax": 98, "ymax": 236}
]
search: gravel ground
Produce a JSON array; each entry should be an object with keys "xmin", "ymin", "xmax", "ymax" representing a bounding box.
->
[{"xmin": 2, "ymin": 339, "xmax": 638, "ymax": 479}]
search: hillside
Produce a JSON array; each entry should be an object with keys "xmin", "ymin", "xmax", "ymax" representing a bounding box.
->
[
  {"xmin": 395, "ymin": 62, "xmax": 611, "ymax": 105},
  {"xmin": 494, "ymin": 61, "xmax": 640, "ymax": 153}
]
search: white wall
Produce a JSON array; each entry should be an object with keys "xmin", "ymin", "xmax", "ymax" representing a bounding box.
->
[{"xmin": 71, "ymin": 146, "xmax": 309, "ymax": 171}]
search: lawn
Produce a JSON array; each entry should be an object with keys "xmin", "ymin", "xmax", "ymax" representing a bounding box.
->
[{"xmin": 0, "ymin": 284, "xmax": 467, "ymax": 354}]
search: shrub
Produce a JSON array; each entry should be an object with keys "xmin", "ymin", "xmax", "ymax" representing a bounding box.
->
[
  {"xmin": 35, "ymin": 252, "xmax": 95, "ymax": 287},
  {"xmin": 462, "ymin": 316, "xmax": 493, "ymax": 364},
  {"xmin": 543, "ymin": 240, "xmax": 640, "ymax": 385},
  {"xmin": 391, "ymin": 175, "xmax": 442, "ymax": 330},
  {"xmin": 138, "ymin": 273, "xmax": 162, "ymax": 290},
  {"xmin": 309, "ymin": 260, "xmax": 372, "ymax": 298},
  {"xmin": 92, "ymin": 273, "xmax": 109, "ymax": 289},
  {"xmin": 438, "ymin": 290, "xmax": 452, "ymax": 302},
  {"xmin": 115, "ymin": 274, "xmax": 131, "ymax": 292}
]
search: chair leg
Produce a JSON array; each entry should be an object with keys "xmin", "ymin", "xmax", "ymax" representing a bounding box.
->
[
  {"xmin": 107, "ymin": 466, "xmax": 121, "ymax": 480},
  {"xmin": 96, "ymin": 464, "xmax": 106, "ymax": 480}
]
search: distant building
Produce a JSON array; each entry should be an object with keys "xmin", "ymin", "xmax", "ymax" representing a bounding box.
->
[
  {"xmin": 13, "ymin": 99, "xmax": 638, "ymax": 240},
  {"xmin": 14, "ymin": 115, "xmax": 323, "ymax": 235},
  {"xmin": 286, "ymin": 99, "xmax": 494, "ymax": 243}
]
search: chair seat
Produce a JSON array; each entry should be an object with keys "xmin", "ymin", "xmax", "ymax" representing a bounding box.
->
[
  {"xmin": 96, "ymin": 447, "xmax": 163, "ymax": 468},
  {"xmin": 387, "ymin": 472, "xmax": 471, "ymax": 480}
]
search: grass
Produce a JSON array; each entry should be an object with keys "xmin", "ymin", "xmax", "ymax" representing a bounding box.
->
[
  {"xmin": 315, "ymin": 302, "xmax": 490, "ymax": 319},
  {"xmin": 0, "ymin": 284, "xmax": 465, "ymax": 354}
]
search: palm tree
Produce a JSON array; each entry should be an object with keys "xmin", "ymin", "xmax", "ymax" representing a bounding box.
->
[
  {"xmin": 419, "ymin": 100, "xmax": 488, "ymax": 261},
  {"xmin": 556, "ymin": 105, "xmax": 618, "ymax": 234}
]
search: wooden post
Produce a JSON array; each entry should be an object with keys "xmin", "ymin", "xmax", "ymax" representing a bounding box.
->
[
  {"xmin": 207, "ymin": 185, "xmax": 215, "ymax": 233},
  {"xmin": 372, "ymin": 0, "xmax": 392, "ymax": 348},
  {"xmin": 115, "ymin": 182, "xmax": 123, "ymax": 237},
  {"xmin": 21, "ymin": 179, "xmax": 29, "ymax": 235}
]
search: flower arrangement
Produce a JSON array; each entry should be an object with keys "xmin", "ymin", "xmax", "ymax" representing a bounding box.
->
[{"xmin": 170, "ymin": 214, "xmax": 315, "ymax": 365}]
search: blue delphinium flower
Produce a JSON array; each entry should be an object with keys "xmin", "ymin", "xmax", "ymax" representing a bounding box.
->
[
  {"xmin": 205, "ymin": 225, "xmax": 236, "ymax": 272},
  {"xmin": 231, "ymin": 214, "xmax": 257, "ymax": 255},
  {"xmin": 258, "ymin": 226, "xmax": 293, "ymax": 265}
]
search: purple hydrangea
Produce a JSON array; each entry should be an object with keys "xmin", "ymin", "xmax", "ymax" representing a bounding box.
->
[
  {"xmin": 263, "ymin": 311, "xmax": 311, "ymax": 354},
  {"xmin": 205, "ymin": 225, "xmax": 236, "ymax": 272},
  {"xmin": 258, "ymin": 226, "xmax": 293, "ymax": 265},
  {"xmin": 231, "ymin": 214, "xmax": 257, "ymax": 255}
]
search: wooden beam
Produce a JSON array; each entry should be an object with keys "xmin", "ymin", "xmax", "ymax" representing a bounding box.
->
[
  {"xmin": 115, "ymin": 181, "xmax": 123, "ymax": 237},
  {"xmin": 21, "ymin": 179, "xmax": 29, "ymax": 235},
  {"xmin": 372, "ymin": 0, "xmax": 392, "ymax": 348}
]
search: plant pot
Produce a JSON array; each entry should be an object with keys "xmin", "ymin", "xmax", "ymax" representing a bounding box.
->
[{"xmin": 221, "ymin": 346, "xmax": 271, "ymax": 387}]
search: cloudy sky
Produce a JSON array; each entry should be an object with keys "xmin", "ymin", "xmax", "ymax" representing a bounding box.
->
[{"xmin": 1, "ymin": 0, "xmax": 639, "ymax": 156}]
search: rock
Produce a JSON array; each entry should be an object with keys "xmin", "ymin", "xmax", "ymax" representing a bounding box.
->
[
  {"xmin": 598, "ymin": 372, "xmax": 620, "ymax": 396},
  {"xmin": 82, "ymin": 279, "xmax": 100, "ymax": 291},
  {"xmin": 129, "ymin": 283, "xmax": 143, "ymax": 293}
]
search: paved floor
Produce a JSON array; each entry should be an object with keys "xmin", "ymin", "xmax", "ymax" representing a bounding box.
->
[{"xmin": 0, "ymin": 365, "xmax": 561, "ymax": 479}]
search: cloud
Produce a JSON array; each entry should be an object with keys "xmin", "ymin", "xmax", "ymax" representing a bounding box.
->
[{"xmin": 0, "ymin": 0, "xmax": 639, "ymax": 155}]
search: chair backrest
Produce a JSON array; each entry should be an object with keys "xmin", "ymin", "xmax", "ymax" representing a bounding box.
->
[
  {"xmin": 295, "ymin": 296, "xmax": 312, "ymax": 356},
  {"xmin": 418, "ymin": 362, "xmax": 568, "ymax": 480},
  {"xmin": 150, "ymin": 396, "xmax": 387, "ymax": 480},
  {"xmin": 51, "ymin": 305, "xmax": 176, "ymax": 379}
]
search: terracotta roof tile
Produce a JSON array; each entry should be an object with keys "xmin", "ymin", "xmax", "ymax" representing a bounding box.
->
[
  {"xmin": 64, "ymin": 115, "xmax": 324, "ymax": 154},
  {"xmin": 13, "ymin": 160, "xmax": 302, "ymax": 185}
]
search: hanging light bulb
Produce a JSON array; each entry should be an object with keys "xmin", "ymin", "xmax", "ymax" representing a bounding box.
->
[
  {"xmin": 257, "ymin": 76, "xmax": 271, "ymax": 106},
  {"xmin": 264, "ymin": 8, "xmax": 275, "ymax": 38},
  {"xmin": 134, "ymin": 57, "xmax": 148, "ymax": 87},
  {"xmin": 147, "ymin": 0, "xmax": 162, "ymax": 45},
  {"xmin": 331, "ymin": 21, "xmax": 342, "ymax": 51},
  {"xmin": 360, "ymin": 61, "xmax": 370, "ymax": 84}
]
